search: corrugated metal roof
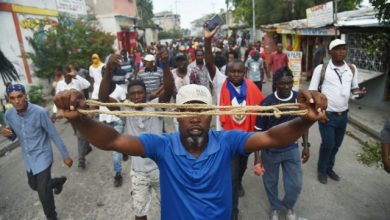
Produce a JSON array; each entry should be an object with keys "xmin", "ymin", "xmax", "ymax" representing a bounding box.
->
[{"xmin": 260, "ymin": 7, "xmax": 386, "ymax": 31}]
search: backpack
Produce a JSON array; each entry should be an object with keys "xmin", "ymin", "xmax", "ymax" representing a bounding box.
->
[{"xmin": 318, "ymin": 62, "xmax": 356, "ymax": 92}]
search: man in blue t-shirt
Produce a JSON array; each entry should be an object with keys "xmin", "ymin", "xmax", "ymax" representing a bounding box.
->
[
  {"xmin": 54, "ymin": 70, "xmax": 327, "ymax": 219},
  {"xmin": 253, "ymin": 67, "xmax": 309, "ymax": 220}
]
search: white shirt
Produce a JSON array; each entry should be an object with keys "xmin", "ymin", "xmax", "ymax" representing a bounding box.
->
[
  {"xmin": 172, "ymin": 68, "xmax": 190, "ymax": 92},
  {"xmin": 53, "ymin": 75, "xmax": 91, "ymax": 113},
  {"xmin": 99, "ymin": 85, "xmax": 127, "ymax": 123},
  {"xmin": 122, "ymin": 98, "xmax": 162, "ymax": 172},
  {"xmin": 208, "ymin": 68, "xmax": 227, "ymax": 131},
  {"xmin": 89, "ymin": 63, "xmax": 104, "ymax": 99},
  {"xmin": 309, "ymin": 60, "xmax": 359, "ymax": 112}
]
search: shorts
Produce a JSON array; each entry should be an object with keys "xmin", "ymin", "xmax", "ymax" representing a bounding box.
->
[{"xmin": 130, "ymin": 169, "xmax": 160, "ymax": 217}]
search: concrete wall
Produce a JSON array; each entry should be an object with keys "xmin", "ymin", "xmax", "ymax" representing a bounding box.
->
[
  {"xmin": 113, "ymin": 0, "xmax": 137, "ymax": 17},
  {"xmin": 0, "ymin": 11, "xmax": 26, "ymax": 98},
  {"xmin": 145, "ymin": 28, "xmax": 159, "ymax": 46},
  {"xmin": 152, "ymin": 12, "xmax": 180, "ymax": 31},
  {"xmin": 85, "ymin": 0, "xmax": 113, "ymax": 15},
  {"xmin": 356, "ymin": 74, "xmax": 390, "ymax": 111}
]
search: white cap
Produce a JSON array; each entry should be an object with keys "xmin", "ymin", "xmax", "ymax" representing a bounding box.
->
[
  {"xmin": 176, "ymin": 84, "xmax": 212, "ymax": 105},
  {"xmin": 329, "ymin": 39, "xmax": 346, "ymax": 50},
  {"xmin": 144, "ymin": 54, "xmax": 155, "ymax": 62}
]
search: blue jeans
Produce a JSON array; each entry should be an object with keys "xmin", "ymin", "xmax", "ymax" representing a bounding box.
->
[
  {"xmin": 317, "ymin": 111, "xmax": 348, "ymax": 174},
  {"xmin": 261, "ymin": 148, "xmax": 302, "ymax": 211},
  {"xmin": 104, "ymin": 120, "xmax": 124, "ymax": 173}
]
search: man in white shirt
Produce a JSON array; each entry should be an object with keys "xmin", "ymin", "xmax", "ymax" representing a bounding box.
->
[
  {"xmin": 98, "ymin": 84, "xmax": 127, "ymax": 187},
  {"xmin": 309, "ymin": 39, "xmax": 366, "ymax": 184},
  {"xmin": 54, "ymin": 66, "xmax": 92, "ymax": 169}
]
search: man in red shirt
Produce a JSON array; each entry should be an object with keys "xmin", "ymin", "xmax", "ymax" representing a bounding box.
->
[{"xmin": 270, "ymin": 43, "xmax": 289, "ymax": 91}]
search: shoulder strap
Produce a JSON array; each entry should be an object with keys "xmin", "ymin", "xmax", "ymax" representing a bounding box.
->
[
  {"xmin": 347, "ymin": 63, "xmax": 356, "ymax": 76},
  {"xmin": 318, "ymin": 62, "xmax": 328, "ymax": 92}
]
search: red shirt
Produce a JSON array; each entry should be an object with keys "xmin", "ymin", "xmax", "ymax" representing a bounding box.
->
[
  {"xmin": 187, "ymin": 47, "xmax": 195, "ymax": 61},
  {"xmin": 270, "ymin": 52, "xmax": 288, "ymax": 74}
]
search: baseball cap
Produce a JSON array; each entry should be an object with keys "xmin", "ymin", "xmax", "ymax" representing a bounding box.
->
[
  {"xmin": 176, "ymin": 84, "xmax": 212, "ymax": 105},
  {"xmin": 144, "ymin": 54, "xmax": 155, "ymax": 62},
  {"xmin": 329, "ymin": 39, "xmax": 346, "ymax": 50}
]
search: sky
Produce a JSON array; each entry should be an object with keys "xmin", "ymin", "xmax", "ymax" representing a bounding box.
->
[
  {"xmin": 152, "ymin": 0, "xmax": 227, "ymax": 29},
  {"xmin": 152, "ymin": 0, "xmax": 372, "ymax": 29}
]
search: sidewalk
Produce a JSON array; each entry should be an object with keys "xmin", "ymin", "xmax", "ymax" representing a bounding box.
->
[{"xmin": 299, "ymin": 80, "xmax": 388, "ymax": 141}]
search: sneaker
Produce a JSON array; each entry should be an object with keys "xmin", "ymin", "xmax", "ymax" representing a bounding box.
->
[
  {"xmin": 114, "ymin": 173, "xmax": 123, "ymax": 187},
  {"xmin": 270, "ymin": 210, "xmax": 279, "ymax": 220},
  {"xmin": 327, "ymin": 170, "xmax": 340, "ymax": 181},
  {"xmin": 238, "ymin": 184, "xmax": 245, "ymax": 197},
  {"xmin": 54, "ymin": 176, "xmax": 67, "ymax": 195},
  {"xmin": 318, "ymin": 172, "xmax": 327, "ymax": 184},
  {"xmin": 286, "ymin": 209, "xmax": 296, "ymax": 220},
  {"xmin": 78, "ymin": 161, "xmax": 86, "ymax": 169}
]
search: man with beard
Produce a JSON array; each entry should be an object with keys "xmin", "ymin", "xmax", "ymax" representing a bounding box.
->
[
  {"xmin": 99, "ymin": 47, "xmax": 173, "ymax": 220},
  {"xmin": 253, "ymin": 67, "xmax": 309, "ymax": 220},
  {"xmin": 204, "ymin": 24, "xmax": 264, "ymax": 220},
  {"xmin": 54, "ymin": 82, "xmax": 327, "ymax": 220}
]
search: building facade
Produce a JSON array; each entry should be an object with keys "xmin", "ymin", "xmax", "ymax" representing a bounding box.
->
[
  {"xmin": 85, "ymin": 0, "xmax": 139, "ymax": 53},
  {"xmin": 152, "ymin": 11, "xmax": 180, "ymax": 31}
]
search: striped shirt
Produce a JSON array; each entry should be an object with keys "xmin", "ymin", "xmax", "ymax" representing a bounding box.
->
[{"xmin": 129, "ymin": 67, "xmax": 163, "ymax": 94}]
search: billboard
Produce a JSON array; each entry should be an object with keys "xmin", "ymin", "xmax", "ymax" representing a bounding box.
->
[{"xmin": 306, "ymin": 1, "xmax": 334, "ymax": 27}]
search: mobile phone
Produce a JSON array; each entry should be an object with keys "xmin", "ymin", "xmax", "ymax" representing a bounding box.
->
[{"xmin": 208, "ymin": 15, "xmax": 223, "ymax": 31}]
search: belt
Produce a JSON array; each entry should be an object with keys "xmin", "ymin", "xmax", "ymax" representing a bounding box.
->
[{"xmin": 327, "ymin": 110, "xmax": 349, "ymax": 116}]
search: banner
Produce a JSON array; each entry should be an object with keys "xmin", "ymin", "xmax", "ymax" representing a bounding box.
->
[{"xmin": 286, "ymin": 51, "xmax": 303, "ymax": 91}]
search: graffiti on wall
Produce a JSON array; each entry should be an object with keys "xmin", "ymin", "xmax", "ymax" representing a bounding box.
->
[{"xmin": 20, "ymin": 17, "xmax": 57, "ymax": 30}]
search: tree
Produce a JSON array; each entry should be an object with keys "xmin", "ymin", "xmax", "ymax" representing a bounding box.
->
[
  {"xmin": 26, "ymin": 16, "xmax": 115, "ymax": 79},
  {"xmin": 136, "ymin": 0, "xmax": 154, "ymax": 28},
  {"xmin": 158, "ymin": 29, "xmax": 183, "ymax": 39},
  {"xmin": 370, "ymin": 0, "xmax": 390, "ymax": 23},
  {"xmin": 230, "ymin": 0, "xmax": 362, "ymax": 26}
]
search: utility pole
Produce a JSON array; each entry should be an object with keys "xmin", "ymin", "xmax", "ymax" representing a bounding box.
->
[
  {"xmin": 252, "ymin": 0, "xmax": 255, "ymax": 43},
  {"xmin": 333, "ymin": 0, "xmax": 338, "ymax": 37}
]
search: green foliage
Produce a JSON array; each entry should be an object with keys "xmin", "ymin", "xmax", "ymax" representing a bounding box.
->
[
  {"xmin": 136, "ymin": 0, "xmax": 155, "ymax": 28},
  {"xmin": 356, "ymin": 141, "xmax": 383, "ymax": 168},
  {"xmin": 230, "ymin": 0, "xmax": 362, "ymax": 26},
  {"xmin": 28, "ymin": 85, "xmax": 46, "ymax": 106},
  {"xmin": 370, "ymin": 0, "xmax": 390, "ymax": 23},
  {"xmin": 158, "ymin": 29, "xmax": 184, "ymax": 39},
  {"xmin": 26, "ymin": 16, "xmax": 115, "ymax": 79},
  {"xmin": 361, "ymin": 32, "xmax": 390, "ymax": 55}
]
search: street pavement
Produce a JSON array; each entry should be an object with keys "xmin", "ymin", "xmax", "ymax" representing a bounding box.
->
[{"xmin": 1, "ymin": 82, "xmax": 390, "ymax": 220}]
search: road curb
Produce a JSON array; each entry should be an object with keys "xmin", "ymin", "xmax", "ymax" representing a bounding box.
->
[
  {"xmin": 0, "ymin": 140, "xmax": 19, "ymax": 157},
  {"xmin": 348, "ymin": 114, "xmax": 381, "ymax": 140}
]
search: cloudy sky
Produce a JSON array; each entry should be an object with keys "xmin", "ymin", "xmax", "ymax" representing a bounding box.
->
[
  {"xmin": 151, "ymin": 0, "xmax": 372, "ymax": 29},
  {"xmin": 152, "ymin": 0, "xmax": 227, "ymax": 29}
]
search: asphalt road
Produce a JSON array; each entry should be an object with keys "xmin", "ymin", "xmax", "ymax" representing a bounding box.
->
[{"xmin": 1, "ymin": 83, "xmax": 389, "ymax": 220}]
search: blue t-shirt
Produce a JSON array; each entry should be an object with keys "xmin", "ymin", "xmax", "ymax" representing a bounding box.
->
[
  {"xmin": 139, "ymin": 130, "xmax": 253, "ymax": 220},
  {"xmin": 255, "ymin": 91, "xmax": 299, "ymax": 153}
]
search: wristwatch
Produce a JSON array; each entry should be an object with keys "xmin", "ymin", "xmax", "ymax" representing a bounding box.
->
[{"xmin": 301, "ymin": 142, "xmax": 311, "ymax": 148}]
